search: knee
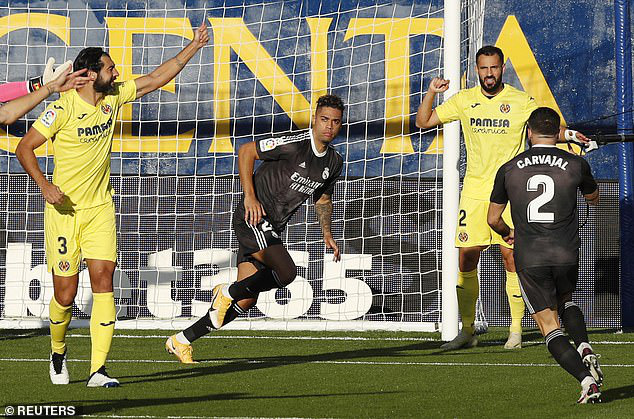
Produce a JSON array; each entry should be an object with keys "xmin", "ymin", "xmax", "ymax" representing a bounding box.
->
[
  {"xmin": 274, "ymin": 262, "xmax": 297, "ymax": 287},
  {"xmin": 54, "ymin": 289, "xmax": 76, "ymax": 307},
  {"xmin": 90, "ymin": 266, "xmax": 115, "ymax": 293},
  {"xmin": 458, "ymin": 249, "xmax": 481, "ymax": 272},
  {"xmin": 459, "ymin": 257, "xmax": 478, "ymax": 272},
  {"xmin": 92, "ymin": 264, "xmax": 115, "ymax": 279}
]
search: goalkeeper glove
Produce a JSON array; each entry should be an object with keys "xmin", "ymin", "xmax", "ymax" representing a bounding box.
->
[{"xmin": 28, "ymin": 57, "xmax": 73, "ymax": 92}]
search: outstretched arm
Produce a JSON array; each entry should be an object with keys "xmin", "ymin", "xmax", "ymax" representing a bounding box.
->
[
  {"xmin": 415, "ymin": 77, "xmax": 449, "ymax": 129},
  {"xmin": 315, "ymin": 193, "xmax": 340, "ymax": 262},
  {"xmin": 134, "ymin": 24, "xmax": 209, "ymax": 99},
  {"xmin": 0, "ymin": 68, "xmax": 88, "ymax": 125}
]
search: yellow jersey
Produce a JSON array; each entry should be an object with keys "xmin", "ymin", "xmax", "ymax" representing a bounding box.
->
[
  {"xmin": 435, "ymin": 84, "xmax": 538, "ymax": 200},
  {"xmin": 32, "ymin": 80, "xmax": 136, "ymax": 210}
]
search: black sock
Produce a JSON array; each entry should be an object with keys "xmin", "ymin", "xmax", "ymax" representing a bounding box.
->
[
  {"xmin": 228, "ymin": 268, "xmax": 280, "ymax": 300},
  {"xmin": 560, "ymin": 302, "xmax": 589, "ymax": 347},
  {"xmin": 545, "ymin": 329, "xmax": 591, "ymax": 383},
  {"xmin": 222, "ymin": 302, "xmax": 247, "ymax": 327},
  {"xmin": 183, "ymin": 311, "xmax": 214, "ymax": 343}
]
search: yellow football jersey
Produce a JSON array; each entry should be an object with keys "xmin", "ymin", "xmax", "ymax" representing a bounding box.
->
[
  {"xmin": 435, "ymin": 84, "xmax": 538, "ymax": 200},
  {"xmin": 32, "ymin": 80, "xmax": 136, "ymax": 210}
]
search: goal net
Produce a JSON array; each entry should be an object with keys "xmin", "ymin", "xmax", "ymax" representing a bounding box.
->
[{"xmin": 0, "ymin": 0, "xmax": 483, "ymax": 331}]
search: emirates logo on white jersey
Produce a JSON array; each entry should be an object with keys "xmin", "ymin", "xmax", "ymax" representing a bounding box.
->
[{"xmin": 322, "ymin": 167, "xmax": 330, "ymax": 180}]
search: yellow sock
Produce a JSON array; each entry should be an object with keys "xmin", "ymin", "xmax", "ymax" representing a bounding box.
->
[
  {"xmin": 49, "ymin": 297, "xmax": 72, "ymax": 354},
  {"xmin": 90, "ymin": 292, "xmax": 116, "ymax": 374},
  {"xmin": 506, "ymin": 271, "xmax": 525, "ymax": 333},
  {"xmin": 457, "ymin": 269, "xmax": 479, "ymax": 335}
]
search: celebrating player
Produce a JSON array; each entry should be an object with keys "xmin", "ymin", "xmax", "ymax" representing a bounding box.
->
[
  {"xmin": 416, "ymin": 45, "xmax": 587, "ymax": 350},
  {"xmin": 15, "ymin": 24, "xmax": 210, "ymax": 387},
  {"xmin": 0, "ymin": 58, "xmax": 88, "ymax": 124},
  {"xmin": 487, "ymin": 107, "xmax": 602, "ymax": 403},
  {"xmin": 166, "ymin": 95, "xmax": 344, "ymax": 363}
]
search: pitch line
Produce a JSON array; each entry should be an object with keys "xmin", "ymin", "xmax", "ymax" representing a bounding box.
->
[
  {"xmin": 8, "ymin": 333, "xmax": 632, "ymax": 345},
  {"xmin": 1, "ymin": 357, "xmax": 633, "ymax": 368}
]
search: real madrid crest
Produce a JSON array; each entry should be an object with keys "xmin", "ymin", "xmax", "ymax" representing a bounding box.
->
[{"xmin": 322, "ymin": 167, "xmax": 330, "ymax": 180}]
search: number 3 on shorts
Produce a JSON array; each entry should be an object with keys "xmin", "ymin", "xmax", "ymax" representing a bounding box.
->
[{"xmin": 58, "ymin": 236, "xmax": 68, "ymax": 255}]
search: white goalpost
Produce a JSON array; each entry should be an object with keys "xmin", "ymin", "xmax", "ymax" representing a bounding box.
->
[
  {"xmin": 440, "ymin": 0, "xmax": 461, "ymax": 341},
  {"xmin": 0, "ymin": 0, "xmax": 483, "ymax": 333}
]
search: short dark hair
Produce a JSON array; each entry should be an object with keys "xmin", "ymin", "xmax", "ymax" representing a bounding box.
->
[
  {"xmin": 527, "ymin": 107, "xmax": 560, "ymax": 136},
  {"xmin": 73, "ymin": 47, "xmax": 111, "ymax": 73},
  {"xmin": 316, "ymin": 94, "xmax": 345, "ymax": 113},
  {"xmin": 476, "ymin": 45, "xmax": 504, "ymax": 64}
]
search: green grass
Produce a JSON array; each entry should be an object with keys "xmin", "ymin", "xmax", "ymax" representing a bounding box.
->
[{"xmin": 1, "ymin": 328, "xmax": 632, "ymax": 418}]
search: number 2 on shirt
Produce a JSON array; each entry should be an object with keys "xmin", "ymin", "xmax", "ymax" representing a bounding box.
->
[{"xmin": 527, "ymin": 175, "xmax": 555, "ymax": 223}]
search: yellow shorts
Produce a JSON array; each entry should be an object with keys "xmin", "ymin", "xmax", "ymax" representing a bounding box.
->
[
  {"xmin": 45, "ymin": 201, "xmax": 117, "ymax": 277},
  {"xmin": 455, "ymin": 196, "xmax": 514, "ymax": 249}
]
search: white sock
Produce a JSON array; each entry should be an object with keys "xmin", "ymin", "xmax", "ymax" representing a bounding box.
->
[{"xmin": 175, "ymin": 331, "xmax": 190, "ymax": 345}]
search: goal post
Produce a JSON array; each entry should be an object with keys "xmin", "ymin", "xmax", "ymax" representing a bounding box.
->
[
  {"xmin": 440, "ymin": 0, "xmax": 461, "ymax": 341},
  {"xmin": 0, "ymin": 0, "xmax": 481, "ymax": 332}
]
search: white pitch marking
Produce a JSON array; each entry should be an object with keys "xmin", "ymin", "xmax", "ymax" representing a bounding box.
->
[
  {"xmin": 8, "ymin": 333, "xmax": 631, "ymax": 345},
  {"xmin": 1, "ymin": 357, "xmax": 633, "ymax": 368}
]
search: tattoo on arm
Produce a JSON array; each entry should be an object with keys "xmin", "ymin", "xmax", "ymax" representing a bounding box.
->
[{"xmin": 315, "ymin": 201, "xmax": 333, "ymax": 237}]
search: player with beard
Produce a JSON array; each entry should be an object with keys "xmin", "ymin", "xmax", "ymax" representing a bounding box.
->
[
  {"xmin": 16, "ymin": 25, "xmax": 209, "ymax": 387},
  {"xmin": 166, "ymin": 95, "xmax": 344, "ymax": 363},
  {"xmin": 415, "ymin": 45, "xmax": 588, "ymax": 350},
  {"xmin": 488, "ymin": 107, "xmax": 602, "ymax": 403}
]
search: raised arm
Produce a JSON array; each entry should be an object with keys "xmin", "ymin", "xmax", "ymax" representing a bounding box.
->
[
  {"xmin": 15, "ymin": 129, "xmax": 65, "ymax": 205},
  {"xmin": 238, "ymin": 141, "xmax": 266, "ymax": 226},
  {"xmin": 134, "ymin": 24, "xmax": 209, "ymax": 99},
  {"xmin": 315, "ymin": 193, "xmax": 340, "ymax": 261},
  {"xmin": 0, "ymin": 68, "xmax": 88, "ymax": 125},
  {"xmin": 415, "ymin": 77, "xmax": 449, "ymax": 129},
  {"xmin": 487, "ymin": 202, "xmax": 513, "ymax": 245}
]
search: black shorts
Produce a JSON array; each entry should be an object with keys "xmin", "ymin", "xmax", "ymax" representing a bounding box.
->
[
  {"xmin": 233, "ymin": 206, "xmax": 283, "ymax": 266},
  {"xmin": 517, "ymin": 264, "xmax": 578, "ymax": 314}
]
